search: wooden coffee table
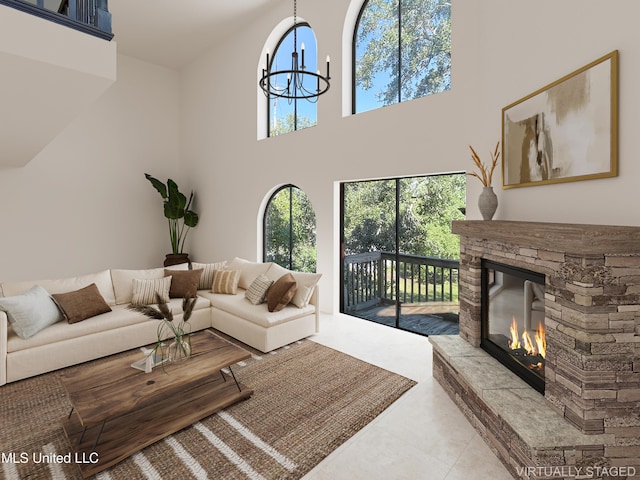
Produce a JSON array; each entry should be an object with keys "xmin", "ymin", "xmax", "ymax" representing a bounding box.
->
[{"xmin": 59, "ymin": 330, "xmax": 253, "ymax": 478}]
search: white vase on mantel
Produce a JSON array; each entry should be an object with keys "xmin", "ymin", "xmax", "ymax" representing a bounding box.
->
[{"xmin": 478, "ymin": 186, "xmax": 498, "ymax": 220}]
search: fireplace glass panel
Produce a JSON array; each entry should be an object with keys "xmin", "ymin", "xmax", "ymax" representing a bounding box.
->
[{"xmin": 481, "ymin": 260, "xmax": 546, "ymax": 393}]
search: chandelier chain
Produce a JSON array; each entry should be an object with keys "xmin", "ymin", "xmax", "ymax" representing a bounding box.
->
[{"xmin": 293, "ymin": 0, "xmax": 297, "ymax": 54}]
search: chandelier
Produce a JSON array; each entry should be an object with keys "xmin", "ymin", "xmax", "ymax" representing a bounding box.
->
[{"xmin": 259, "ymin": 0, "xmax": 331, "ymax": 102}]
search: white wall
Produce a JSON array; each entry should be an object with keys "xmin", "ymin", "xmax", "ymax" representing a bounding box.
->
[
  {"xmin": 3, "ymin": 0, "xmax": 640, "ymax": 308},
  {"xmin": 181, "ymin": 0, "xmax": 640, "ymax": 314},
  {"xmin": 477, "ymin": 0, "xmax": 640, "ymax": 224},
  {"xmin": 0, "ymin": 54, "xmax": 182, "ymax": 282}
]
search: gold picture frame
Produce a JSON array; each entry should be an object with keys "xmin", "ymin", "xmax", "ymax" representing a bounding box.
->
[{"xmin": 502, "ymin": 50, "xmax": 618, "ymax": 189}]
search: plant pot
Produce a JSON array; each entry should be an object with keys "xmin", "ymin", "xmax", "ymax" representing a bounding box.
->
[
  {"xmin": 478, "ymin": 186, "xmax": 498, "ymax": 220},
  {"xmin": 164, "ymin": 253, "xmax": 191, "ymax": 267}
]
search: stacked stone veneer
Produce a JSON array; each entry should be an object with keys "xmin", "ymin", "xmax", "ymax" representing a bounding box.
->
[{"xmin": 446, "ymin": 221, "xmax": 640, "ymax": 475}]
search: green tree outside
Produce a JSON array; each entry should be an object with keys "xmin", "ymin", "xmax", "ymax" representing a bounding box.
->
[
  {"xmin": 355, "ymin": 0, "xmax": 451, "ymax": 110},
  {"xmin": 270, "ymin": 112, "xmax": 315, "ymax": 137},
  {"xmin": 343, "ymin": 174, "xmax": 465, "ymax": 259},
  {"xmin": 265, "ymin": 186, "xmax": 317, "ymax": 272}
]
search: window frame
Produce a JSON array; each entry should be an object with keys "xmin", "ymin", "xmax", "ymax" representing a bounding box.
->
[
  {"xmin": 351, "ymin": 0, "xmax": 450, "ymax": 115},
  {"xmin": 262, "ymin": 184, "xmax": 317, "ymax": 272},
  {"xmin": 351, "ymin": 0, "xmax": 399, "ymax": 114}
]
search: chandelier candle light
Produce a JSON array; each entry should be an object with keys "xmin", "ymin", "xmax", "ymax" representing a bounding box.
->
[{"xmin": 259, "ymin": 0, "xmax": 330, "ymax": 101}]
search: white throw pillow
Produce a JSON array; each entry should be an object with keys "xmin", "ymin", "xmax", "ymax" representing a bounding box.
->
[
  {"xmin": 228, "ymin": 257, "xmax": 272, "ymax": 290},
  {"xmin": 0, "ymin": 285, "xmax": 63, "ymax": 339},
  {"xmin": 131, "ymin": 276, "xmax": 172, "ymax": 305},
  {"xmin": 191, "ymin": 261, "xmax": 227, "ymax": 290},
  {"xmin": 111, "ymin": 265, "xmax": 188, "ymax": 305},
  {"xmin": 245, "ymin": 274, "xmax": 273, "ymax": 305}
]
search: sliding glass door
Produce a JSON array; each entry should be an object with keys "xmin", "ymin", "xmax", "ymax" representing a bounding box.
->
[{"xmin": 341, "ymin": 173, "xmax": 465, "ymax": 335}]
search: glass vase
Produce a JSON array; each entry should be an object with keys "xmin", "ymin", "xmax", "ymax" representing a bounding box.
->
[{"xmin": 168, "ymin": 337, "xmax": 192, "ymax": 363}]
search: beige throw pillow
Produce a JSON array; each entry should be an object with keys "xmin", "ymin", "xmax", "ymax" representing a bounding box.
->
[
  {"xmin": 211, "ymin": 270, "xmax": 239, "ymax": 295},
  {"xmin": 131, "ymin": 276, "xmax": 171, "ymax": 305},
  {"xmin": 191, "ymin": 261, "xmax": 227, "ymax": 290}
]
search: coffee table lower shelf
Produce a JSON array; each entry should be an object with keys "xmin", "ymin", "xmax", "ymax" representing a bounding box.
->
[{"xmin": 61, "ymin": 373, "xmax": 253, "ymax": 478}]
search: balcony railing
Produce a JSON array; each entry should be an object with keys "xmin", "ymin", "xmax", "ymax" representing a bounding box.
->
[
  {"xmin": 0, "ymin": 0, "xmax": 113, "ymax": 39},
  {"xmin": 344, "ymin": 251, "xmax": 459, "ymax": 312}
]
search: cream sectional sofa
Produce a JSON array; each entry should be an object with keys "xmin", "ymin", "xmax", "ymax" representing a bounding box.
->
[{"xmin": 0, "ymin": 259, "xmax": 320, "ymax": 386}]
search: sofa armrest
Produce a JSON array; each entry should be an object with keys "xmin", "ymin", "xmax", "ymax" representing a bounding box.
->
[
  {"xmin": 0, "ymin": 311, "xmax": 7, "ymax": 386},
  {"xmin": 308, "ymin": 286, "xmax": 319, "ymax": 333}
]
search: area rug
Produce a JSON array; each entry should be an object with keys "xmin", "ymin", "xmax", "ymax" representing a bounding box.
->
[{"xmin": 0, "ymin": 334, "xmax": 416, "ymax": 479}]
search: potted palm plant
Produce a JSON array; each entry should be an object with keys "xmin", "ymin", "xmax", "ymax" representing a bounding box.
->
[{"xmin": 145, "ymin": 173, "xmax": 199, "ymax": 266}]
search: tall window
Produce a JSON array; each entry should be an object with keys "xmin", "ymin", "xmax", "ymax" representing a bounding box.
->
[
  {"xmin": 353, "ymin": 0, "xmax": 451, "ymax": 114},
  {"xmin": 268, "ymin": 24, "xmax": 319, "ymax": 137},
  {"xmin": 264, "ymin": 185, "xmax": 317, "ymax": 272}
]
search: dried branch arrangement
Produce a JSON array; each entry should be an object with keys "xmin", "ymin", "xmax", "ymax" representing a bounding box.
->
[{"xmin": 468, "ymin": 142, "xmax": 500, "ymax": 187}]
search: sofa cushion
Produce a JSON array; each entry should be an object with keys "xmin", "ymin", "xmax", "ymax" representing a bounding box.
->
[
  {"xmin": 212, "ymin": 270, "xmax": 239, "ymax": 294},
  {"xmin": 266, "ymin": 264, "xmax": 322, "ymax": 308},
  {"xmin": 6, "ymin": 297, "xmax": 211, "ymax": 353},
  {"xmin": 266, "ymin": 273, "xmax": 297, "ymax": 312},
  {"xmin": 191, "ymin": 261, "xmax": 227, "ymax": 290},
  {"xmin": 0, "ymin": 270, "xmax": 116, "ymax": 306},
  {"xmin": 165, "ymin": 269, "xmax": 202, "ymax": 298},
  {"xmin": 131, "ymin": 277, "xmax": 172, "ymax": 305},
  {"xmin": 204, "ymin": 290, "xmax": 315, "ymax": 329},
  {"xmin": 228, "ymin": 257, "xmax": 272, "ymax": 290},
  {"xmin": 245, "ymin": 274, "xmax": 273, "ymax": 305},
  {"xmin": 0, "ymin": 285, "xmax": 63, "ymax": 339},
  {"xmin": 111, "ymin": 265, "xmax": 188, "ymax": 305},
  {"xmin": 52, "ymin": 283, "xmax": 112, "ymax": 324}
]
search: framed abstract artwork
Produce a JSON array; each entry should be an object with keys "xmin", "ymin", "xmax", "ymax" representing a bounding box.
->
[{"xmin": 502, "ymin": 50, "xmax": 618, "ymax": 188}]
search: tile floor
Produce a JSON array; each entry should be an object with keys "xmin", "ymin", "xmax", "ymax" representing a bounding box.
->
[{"xmin": 303, "ymin": 313, "xmax": 514, "ymax": 480}]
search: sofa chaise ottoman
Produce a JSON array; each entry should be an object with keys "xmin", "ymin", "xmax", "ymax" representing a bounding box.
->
[{"xmin": 198, "ymin": 257, "xmax": 321, "ymax": 353}]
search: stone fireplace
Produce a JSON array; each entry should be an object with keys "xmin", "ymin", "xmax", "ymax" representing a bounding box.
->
[{"xmin": 429, "ymin": 221, "xmax": 640, "ymax": 480}]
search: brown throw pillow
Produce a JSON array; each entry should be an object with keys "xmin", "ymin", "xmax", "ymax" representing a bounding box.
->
[
  {"xmin": 165, "ymin": 269, "xmax": 203, "ymax": 298},
  {"xmin": 52, "ymin": 283, "xmax": 112, "ymax": 324},
  {"xmin": 266, "ymin": 273, "xmax": 297, "ymax": 312}
]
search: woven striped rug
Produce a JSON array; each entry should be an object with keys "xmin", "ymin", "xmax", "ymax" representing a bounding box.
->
[{"xmin": 0, "ymin": 335, "xmax": 416, "ymax": 479}]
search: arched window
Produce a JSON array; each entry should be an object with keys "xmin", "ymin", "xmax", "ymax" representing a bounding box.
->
[
  {"xmin": 263, "ymin": 185, "xmax": 317, "ymax": 272},
  {"xmin": 353, "ymin": 0, "xmax": 451, "ymax": 114},
  {"xmin": 267, "ymin": 24, "xmax": 318, "ymax": 137}
]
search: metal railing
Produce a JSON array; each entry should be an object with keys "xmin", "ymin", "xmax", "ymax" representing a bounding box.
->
[
  {"xmin": 344, "ymin": 251, "xmax": 459, "ymax": 312},
  {"xmin": 1, "ymin": 0, "xmax": 113, "ymax": 39}
]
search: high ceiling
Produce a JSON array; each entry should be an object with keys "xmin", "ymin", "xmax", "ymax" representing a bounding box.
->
[{"xmin": 109, "ymin": 0, "xmax": 282, "ymax": 69}]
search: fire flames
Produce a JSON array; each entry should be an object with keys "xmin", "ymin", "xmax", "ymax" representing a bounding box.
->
[{"xmin": 508, "ymin": 317, "xmax": 546, "ymax": 360}]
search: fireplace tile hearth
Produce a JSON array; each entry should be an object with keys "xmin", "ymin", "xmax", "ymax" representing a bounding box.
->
[
  {"xmin": 431, "ymin": 336, "xmax": 613, "ymax": 445},
  {"xmin": 431, "ymin": 335, "xmax": 615, "ymax": 478}
]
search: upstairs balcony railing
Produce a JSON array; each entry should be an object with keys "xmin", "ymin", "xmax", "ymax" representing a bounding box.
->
[
  {"xmin": 0, "ymin": 0, "xmax": 112, "ymax": 40},
  {"xmin": 344, "ymin": 251, "xmax": 459, "ymax": 312}
]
